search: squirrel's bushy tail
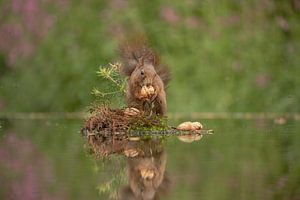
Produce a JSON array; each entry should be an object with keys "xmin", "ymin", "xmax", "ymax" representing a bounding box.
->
[{"xmin": 118, "ymin": 38, "xmax": 171, "ymax": 86}]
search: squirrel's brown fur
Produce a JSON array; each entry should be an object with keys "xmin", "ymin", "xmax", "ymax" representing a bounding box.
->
[{"xmin": 119, "ymin": 39, "xmax": 170, "ymax": 116}]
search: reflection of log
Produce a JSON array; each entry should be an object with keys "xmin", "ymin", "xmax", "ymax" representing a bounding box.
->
[
  {"xmin": 128, "ymin": 128, "xmax": 214, "ymax": 136},
  {"xmin": 82, "ymin": 128, "xmax": 214, "ymax": 138},
  {"xmin": 81, "ymin": 107, "xmax": 215, "ymax": 157}
]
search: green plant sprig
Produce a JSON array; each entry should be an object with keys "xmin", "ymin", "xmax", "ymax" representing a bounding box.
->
[{"xmin": 93, "ymin": 62, "xmax": 126, "ymax": 98}]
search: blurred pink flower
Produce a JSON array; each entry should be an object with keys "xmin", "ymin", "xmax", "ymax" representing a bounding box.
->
[
  {"xmin": 227, "ymin": 14, "xmax": 240, "ymax": 26},
  {"xmin": 276, "ymin": 175, "xmax": 288, "ymax": 189},
  {"xmin": 0, "ymin": 0, "xmax": 64, "ymax": 66},
  {"xmin": 255, "ymin": 73, "xmax": 269, "ymax": 88},
  {"xmin": 219, "ymin": 14, "xmax": 240, "ymax": 27},
  {"xmin": 107, "ymin": 24, "xmax": 126, "ymax": 39},
  {"xmin": 231, "ymin": 61, "xmax": 243, "ymax": 72},
  {"xmin": 109, "ymin": 0, "xmax": 128, "ymax": 11},
  {"xmin": 255, "ymin": 119, "xmax": 267, "ymax": 129},
  {"xmin": 293, "ymin": 0, "xmax": 300, "ymax": 11},
  {"xmin": 160, "ymin": 6, "xmax": 181, "ymax": 25},
  {"xmin": 276, "ymin": 16, "xmax": 289, "ymax": 32},
  {"xmin": 0, "ymin": 133, "xmax": 66, "ymax": 200},
  {"xmin": 185, "ymin": 16, "xmax": 201, "ymax": 29}
]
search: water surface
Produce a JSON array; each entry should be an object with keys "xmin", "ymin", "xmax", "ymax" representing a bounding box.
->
[{"xmin": 0, "ymin": 118, "xmax": 299, "ymax": 200}]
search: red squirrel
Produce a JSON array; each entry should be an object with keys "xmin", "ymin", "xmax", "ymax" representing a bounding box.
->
[{"xmin": 119, "ymin": 39, "xmax": 170, "ymax": 116}]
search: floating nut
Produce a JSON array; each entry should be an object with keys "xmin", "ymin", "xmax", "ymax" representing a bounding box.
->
[
  {"xmin": 177, "ymin": 134, "xmax": 203, "ymax": 143},
  {"xmin": 177, "ymin": 121, "xmax": 193, "ymax": 131},
  {"xmin": 146, "ymin": 171, "xmax": 155, "ymax": 179},
  {"xmin": 191, "ymin": 122, "xmax": 203, "ymax": 130},
  {"xmin": 140, "ymin": 169, "xmax": 146, "ymax": 178},
  {"xmin": 141, "ymin": 169, "xmax": 155, "ymax": 179},
  {"xmin": 177, "ymin": 121, "xmax": 203, "ymax": 131},
  {"xmin": 124, "ymin": 149, "xmax": 139, "ymax": 157}
]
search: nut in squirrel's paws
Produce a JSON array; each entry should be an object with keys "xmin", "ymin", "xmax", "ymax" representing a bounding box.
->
[
  {"xmin": 177, "ymin": 121, "xmax": 203, "ymax": 131},
  {"xmin": 140, "ymin": 85, "xmax": 155, "ymax": 98},
  {"xmin": 124, "ymin": 107, "xmax": 140, "ymax": 116}
]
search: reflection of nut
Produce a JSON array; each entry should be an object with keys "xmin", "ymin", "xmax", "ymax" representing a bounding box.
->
[
  {"xmin": 140, "ymin": 169, "xmax": 155, "ymax": 179},
  {"xmin": 177, "ymin": 134, "xmax": 203, "ymax": 143},
  {"xmin": 274, "ymin": 117, "xmax": 286, "ymax": 125},
  {"xmin": 177, "ymin": 121, "xmax": 203, "ymax": 131},
  {"xmin": 124, "ymin": 107, "xmax": 140, "ymax": 116},
  {"xmin": 140, "ymin": 86, "xmax": 155, "ymax": 98},
  {"xmin": 128, "ymin": 136, "xmax": 140, "ymax": 141},
  {"xmin": 124, "ymin": 149, "xmax": 139, "ymax": 157}
]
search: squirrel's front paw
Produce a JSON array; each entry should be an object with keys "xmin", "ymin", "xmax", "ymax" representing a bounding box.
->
[
  {"xmin": 124, "ymin": 107, "xmax": 140, "ymax": 116},
  {"xmin": 177, "ymin": 121, "xmax": 203, "ymax": 131}
]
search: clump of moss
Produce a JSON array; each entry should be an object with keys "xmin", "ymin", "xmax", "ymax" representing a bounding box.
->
[{"xmin": 82, "ymin": 106, "xmax": 168, "ymax": 135}]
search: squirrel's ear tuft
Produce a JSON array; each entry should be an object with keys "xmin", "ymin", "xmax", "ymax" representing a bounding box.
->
[
  {"xmin": 118, "ymin": 41, "xmax": 138, "ymax": 76},
  {"xmin": 118, "ymin": 37, "xmax": 161, "ymax": 76},
  {"xmin": 156, "ymin": 64, "xmax": 171, "ymax": 86}
]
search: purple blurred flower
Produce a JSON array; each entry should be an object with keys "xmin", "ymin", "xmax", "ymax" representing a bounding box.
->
[
  {"xmin": 255, "ymin": 119, "xmax": 267, "ymax": 129},
  {"xmin": 219, "ymin": 14, "xmax": 240, "ymax": 27},
  {"xmin": 0, "ymin": 133, "xmax": 66, "ymax": 200},
  {"xmin": 160, "ymin": 6, "xmax": 181, "ymax": 25},
  {"xmin": 293, "ymin": 0, "xmax": 300, "ymax": 11},
  {"xmin": 255, "ymin": 73, "xmax": 269, "ymax": 88},
  {"xmin": 231, "ymin": 61, "xmax": 243, "ymax": 72},
  {"xmin": 276, "ymin": 16, "xmax": 289, "ymax": 32},
  {"xmin": 276, "ymin": 175, "xmax": 288, "ymax": 189},
  {"xmin": 0, "ymin": 0, "xmax": 63, "ymax": 66},
  {"xmin": 185, "ymin": 16, "xmax": 201, "ymax": 29},
  {"xmin": 107, "ymin": 24, "xmax": 125, "ymax": 39},
  {"xmin": 109, "ymin": 0, "xmax": 128, "ymax": 11}
]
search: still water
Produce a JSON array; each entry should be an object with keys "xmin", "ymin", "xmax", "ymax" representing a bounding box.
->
[{"xmin": 0, "ymin": 118, "xmax": 299, "ymax": 200}]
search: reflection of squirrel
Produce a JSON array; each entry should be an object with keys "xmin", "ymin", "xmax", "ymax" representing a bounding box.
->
[
  {"xmin": 119, "ymin": 39, "xmax": 170, "ymax": 116},
  {"xmin": 120, "ymin": 139, "xmax": 170, "ymax": 200}
]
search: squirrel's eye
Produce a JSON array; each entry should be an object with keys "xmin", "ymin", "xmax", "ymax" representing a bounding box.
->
[{"xmin": 141, "ymin": 70, "xmax": 145, "ymax": 76}]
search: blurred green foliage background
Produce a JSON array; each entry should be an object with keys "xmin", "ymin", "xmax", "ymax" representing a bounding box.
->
[
  {"xmin": 1, "ymin": 1, "xmax": 300, "ymax": 200},
  {"xmin": 0, "ymin": 0, "xmax": 299, "ymax": 113}
]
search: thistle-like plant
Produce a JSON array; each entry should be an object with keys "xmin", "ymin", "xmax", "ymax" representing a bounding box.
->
[{"xmin": 92, "ymin": 62, "xmax": 126, "ymax": 102}]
